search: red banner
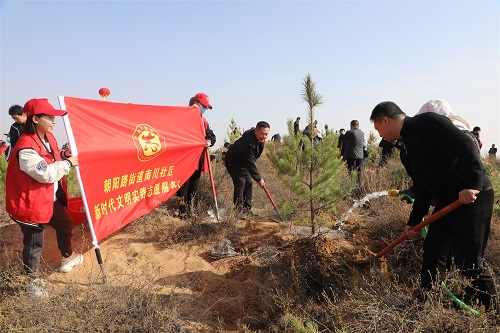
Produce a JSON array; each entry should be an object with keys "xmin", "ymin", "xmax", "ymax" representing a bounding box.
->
[{"xmin": 62, "ymin": 97, "xmax": 206, "ymax": 241}]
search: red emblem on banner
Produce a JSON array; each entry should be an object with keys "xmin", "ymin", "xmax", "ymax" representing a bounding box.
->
[{"xmin": 132, "ymin": 124, "xmax": 166, "ymax": 161}]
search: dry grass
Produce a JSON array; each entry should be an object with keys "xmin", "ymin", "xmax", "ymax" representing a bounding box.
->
[{"xmin": 1, "ymin": 154, "xmax": 500, "ymax": 332}]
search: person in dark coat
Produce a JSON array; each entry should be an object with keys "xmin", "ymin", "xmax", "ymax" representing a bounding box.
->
[
  {"xmin": 370, "ymin": 101, "xmax": 496, "ymax": 309},
  {"xmin": 337, "ymin": 128, "xmax": 346, "ymax": 159},
  {"xmin": 7, "ymin": 104, "xmax": 27, "ymax": 160},
  {"xmin": 472, "ymin": 126, "xmax": 482, "ymax": 150},
  {"xmin": 343, "ymin": 120, "xmax": 364, "ymax": 186},
  {"xmin": 293, "ymin": 117, "xmax": 301, "ymax": 135},
  {"xmin": 224, "ymin": 121, "xmax": 270, "ymax": 216},
  {"xmin": 377, "ymin": 138, "xmax": 396, "ymax": 167},
  {"xmin": 488, "ymin": 144, "xmax": 497, "ymax": 159}
]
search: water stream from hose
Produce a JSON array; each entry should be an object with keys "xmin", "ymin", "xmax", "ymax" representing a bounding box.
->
[{"xmin": 336, "ymin": 190, "xmax": 389, "ymax": 227}]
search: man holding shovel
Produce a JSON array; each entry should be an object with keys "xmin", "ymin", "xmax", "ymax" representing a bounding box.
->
[
  {"xmin": 370, "ymin": 101, "xmax": 496, "ymax": 309},
  {"xmin": 225, "ymin": 121, "xmax": 270, "ymax": 218}
]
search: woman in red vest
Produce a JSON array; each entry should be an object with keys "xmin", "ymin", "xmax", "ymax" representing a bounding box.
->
[{"xmin": 5, "ymin": 98, "xmax": 83, "ymax": 298}]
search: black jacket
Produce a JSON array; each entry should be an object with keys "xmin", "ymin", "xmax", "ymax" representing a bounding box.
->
[
  {"xmin": 9, "ymin": 122, "xmax": 23, "ymax": 147},
  {"xmin": 379, "ymin": 138, "xmax": 396, "ymax": 157},
  {"xmin": 224, "ymin": 128, "xmax": 264, "ymax": 181},
  {"xmin": 400, "ymin": 113, "xmax": 491, "ymax": 226}
]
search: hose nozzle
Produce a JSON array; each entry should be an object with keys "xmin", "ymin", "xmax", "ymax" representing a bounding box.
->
[{"xmin": 387, "ymin": 189, "xmax": 400, "ymax": 197}]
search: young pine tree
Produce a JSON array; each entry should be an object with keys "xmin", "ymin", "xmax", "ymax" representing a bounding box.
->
[
  {"xmin": 225, "ymin": 118, "xmax": 242, "ymax": 144},
  {"xmin": 268, "ymin": 73, "xmax": 353, "ymax": 233}
]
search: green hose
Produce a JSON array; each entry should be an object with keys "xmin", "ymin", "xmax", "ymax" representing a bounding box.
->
[
  {"xmin": 389, "ymin": 190, "xmax": 480, "ymax": 316},
  {"xmin": 441, "ymin": 282, "xmax": 480, "ymax": 316}
]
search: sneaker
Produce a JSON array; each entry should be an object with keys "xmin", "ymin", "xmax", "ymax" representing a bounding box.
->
[
  {"xmin": 59, "ymin": 252, "xmax": 83, "ymax": 273},
  {"xmin": 26, "ymin": 278, "xmax": 48, "ymax": 298}
]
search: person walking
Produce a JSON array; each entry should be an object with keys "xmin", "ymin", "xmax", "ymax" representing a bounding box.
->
[
  {"xmin": 337, "ymin": 128, "xmax": 346, "ymax": 160},
  {"xmin": 224, "ymin": 121, "xmax": 270, "ymax": 217},
  {"xmin": 343, "ymin": 120, "xmax": 364, "ymax": 184},
  {"xmin": 6, "ymin": 98, "xmax": 83, "ymax": 298},
  {"xmin": 370, "ymin": 101, "xmax": 496, "ymax": 309},
  {"xmin": 271, "ymin": 133, "xmax": 281, "ymax": 148},
  {"xmin": 293, "ymin": 117, "xmax": 301, "ymax": 135},
  {"xmin": 177, "ymin": 93, "xmax": 216, "ymax": 219},
  {"xmin": 488, "ymin": 144, "xmax": 497, "ymax": 158}
]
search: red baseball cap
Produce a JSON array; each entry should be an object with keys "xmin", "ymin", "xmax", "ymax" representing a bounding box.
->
[
  {"xmin": 24, "ymin": 98, "xmax": 67, "ymax": 117},
  {"xmin": 193, "ymin": 93, "xmax": 212, "ymax": 109}
]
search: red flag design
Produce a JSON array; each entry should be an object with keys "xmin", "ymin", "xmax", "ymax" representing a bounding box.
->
[{"xmin": 63, "ymin": 97, "xmax": 206, "ymax": 241}]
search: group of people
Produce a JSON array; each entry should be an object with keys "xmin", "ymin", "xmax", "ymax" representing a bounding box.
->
[
  {"xmin": 175, "ymin": 93, "xmax": 270, "ymax": 221},
  {"xmin": 3, "ymin": 95, "xmax": 497, "ymax": 310},
  {"xmin": 4, "ymin": 93, "xmax": 271, "ymax": 299},
  {"xmin": 292, "ymin": 99, "xmax": 496, "ymax": 310}
]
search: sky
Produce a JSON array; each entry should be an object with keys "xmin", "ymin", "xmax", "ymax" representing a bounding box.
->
[{"xmin": 1, "ymin": 0, "xmax": 499, "ymax": 155}]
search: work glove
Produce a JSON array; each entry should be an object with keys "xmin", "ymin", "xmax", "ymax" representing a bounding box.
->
[
  {"xmin": 399, "ymin": 187, "xmax": 415, "ymax": 204},
  {"xmin": 401, "ymin": 195, "xmax": 413, "ymax": 204}
]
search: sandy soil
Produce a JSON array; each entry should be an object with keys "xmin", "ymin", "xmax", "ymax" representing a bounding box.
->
[{"xmin": 0, "ymin": 203, "xmax": 388, "ymax": 331}]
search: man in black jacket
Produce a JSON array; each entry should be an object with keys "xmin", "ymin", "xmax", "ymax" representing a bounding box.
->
[
  {"xmin": 225, "ymin": 121, "xmax": 270, "ymax": 216},
  {"xmin": 370, "ymin": 101, "xmax": 496, "ymax": 309},
  {"xmin": 377, "ymin": 138, "xmax": 396, "ymax": 167}
]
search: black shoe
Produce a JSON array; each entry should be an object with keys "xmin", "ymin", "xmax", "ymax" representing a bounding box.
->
[
  {"xmin": 237, "ymin": 210, "xmax": 258, "ymax": 220},
  {"xmin": 412, "ymin": 289, "xmax": 428, "ymax": 303},
  {"xmin": 247, "ymin": 211, "xmax": 260, "ymax": 218}
]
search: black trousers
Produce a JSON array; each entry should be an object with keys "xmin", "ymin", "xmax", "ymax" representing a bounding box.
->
[
  {"xmin": 225, "ymin": 165, "xmax": 253, "ymax": 211},
  {"xmin": 346, "ymin": 158, "xmax": 363, "ymax": 185},
  {"xmin": 177, "ymin": 169, "xmax": 202, "ymax": 214},
  {"xmin": 421, "ymin": 189, "xmax": 496, "ymax": 308},
  {"xmin": 20, "ymin": 200, "xmax": 74, "ymax": 273}
]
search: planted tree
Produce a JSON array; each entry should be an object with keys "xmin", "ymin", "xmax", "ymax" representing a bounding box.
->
[
  {"xmin": 268, "ymin": 73, "xmax": 354, "ymax": 233},
  {"xmin": 225, "ymin": 118, "xmax": 242, "ymax": 144}
]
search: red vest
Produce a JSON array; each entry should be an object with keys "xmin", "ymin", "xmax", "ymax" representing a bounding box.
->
[{"xmin": 5, "ymin": 133, "xmax": 68, "ymax": 223}]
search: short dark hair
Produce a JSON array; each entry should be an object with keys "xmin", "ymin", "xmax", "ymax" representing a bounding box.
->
[
  {"xmin": 350, "ymin": 120, "xmax": 359, "ymax": 127},
  {"xmin": 256, "ymin": 121, "xmax": 270, "ymax": 129},
  {"xmin": 296, "ymin": 117, "xmax": 300, "ymax": 120},
  {"xmin": 370, "ymin": 101, "xmax": 406, "ymax": 122},
  {"xmin": 8, "ymin": 104, "xmax": 23, "ymax": 116},
  {"xmin": 473, "ymin": 126, "xmax": 481, "ymax": 132}
]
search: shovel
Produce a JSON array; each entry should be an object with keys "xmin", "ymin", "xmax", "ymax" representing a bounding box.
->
[
  {"xmin": 262, "ymin": 185, "xmax": 288, "ymax": 222},
  {"xmin": 376, "ymin": 199, "xmax": 462, "ymax": 258},
  {"xmin": 205, "ymin": 148, "xmax": 220, "ymax": 222}
]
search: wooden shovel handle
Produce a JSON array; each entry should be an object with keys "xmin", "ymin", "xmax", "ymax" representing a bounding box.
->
[{"xmin": 376, "ymin": 199, "xmax": 462, "ymax": 258}]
